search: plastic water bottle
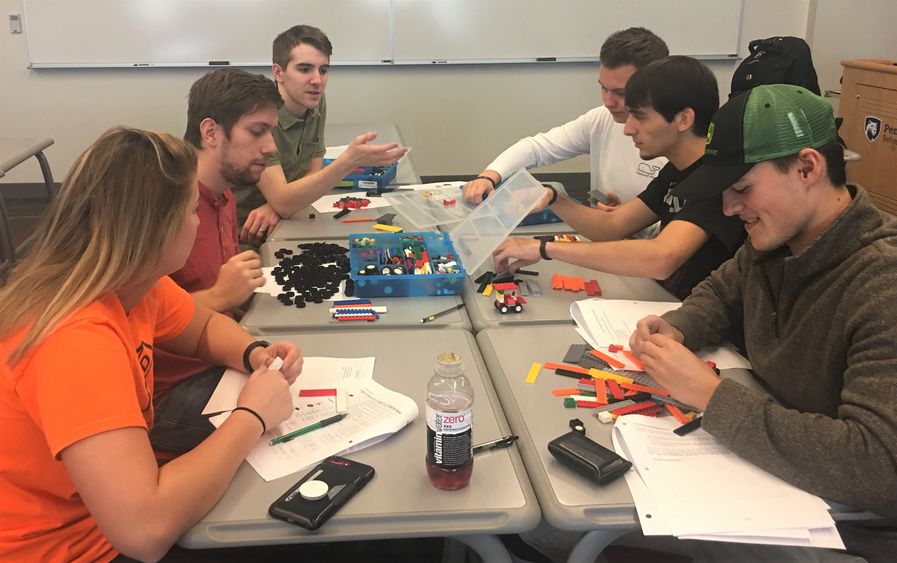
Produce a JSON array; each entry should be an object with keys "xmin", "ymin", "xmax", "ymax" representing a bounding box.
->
[{"xmin": 425, "ymin": 352, "xmax": 474, "ymax": 490}]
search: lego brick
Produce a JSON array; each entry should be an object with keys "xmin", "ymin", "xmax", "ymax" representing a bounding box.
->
[
  {"xmin": 563, "ymin": 343, "xmax": 590, "ymax": 364},
  {"xmin": 589, "ymin": 349, "xmax": 626, "ymax": 369},
  {"xmin": 525, "ymin": 362, "xmax": 541, "ymax": 384}
]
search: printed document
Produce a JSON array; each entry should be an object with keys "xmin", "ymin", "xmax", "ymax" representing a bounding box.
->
[
  {"xmin": 203, "ymin": 357, "xmax": 418, "ymax": 481},
  {"xmin": 571, "ymin": 298, "xmax": 750, "ymax": 370},
  {"xmin": 612, "ymin": 416, "xmax": 843, "ymax": 549}
]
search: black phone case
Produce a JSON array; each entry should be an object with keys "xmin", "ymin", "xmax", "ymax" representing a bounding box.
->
[
  {"xmin": 268, "ymin": 456, "xmax": 375, "ymax": 530},
  {"xmin": 547, "ymin": 431, "xmax": 632, "ymax": 485}
]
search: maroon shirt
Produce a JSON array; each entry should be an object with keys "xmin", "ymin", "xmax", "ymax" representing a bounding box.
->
[{"xmin": 154, "ymin": 182, "xmax": 238, "ymax": 400}]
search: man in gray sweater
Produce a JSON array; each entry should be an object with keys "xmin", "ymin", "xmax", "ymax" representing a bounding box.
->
[{"xmin": 630, "ymin": 84, "xmax": 897, "ymax": 561}]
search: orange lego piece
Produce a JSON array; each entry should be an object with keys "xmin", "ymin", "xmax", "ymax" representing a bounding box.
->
[
  {"xmin": 589, "ymin": 349, "xmax": 626, "ymax": 369},
  {"xmin": 551, "ymin": 273, "xmax": 563, "ymax": 290},
  {"xmin": 594, "ymin": 379, "xmax": 608, "ymax": 405},
  {"xmin": 664, "ymin": 403, "xmax": 690, "ymax": 424},
  {"xmin": 551, "ymin": 388, "xmax": 581, "ymax": 397},
  {"xmin": 544, "ymin": 362, "xmax": 591, "ymax": 375},
  {"xmin": 622, "ymin": 349, "xmax": 644, "ymax": 370}
]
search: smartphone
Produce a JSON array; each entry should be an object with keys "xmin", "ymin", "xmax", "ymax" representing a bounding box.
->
[{"xmin": 269, "ymin": 456, "xmax": 375, "ymax": 530}]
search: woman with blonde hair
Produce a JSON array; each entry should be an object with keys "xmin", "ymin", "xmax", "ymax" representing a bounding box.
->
[{"xmin": 0, "ymin": 127, "xmax": 302, "ymax": 562}]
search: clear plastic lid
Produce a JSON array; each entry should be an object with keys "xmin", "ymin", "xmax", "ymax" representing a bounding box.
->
[
  {"xmin": 381, "ymin": 182, "xmax": 473, "ymax": 228},
  {"xmin": 448, "ymin": 169, "xmax": 546, "ymax": 273}
]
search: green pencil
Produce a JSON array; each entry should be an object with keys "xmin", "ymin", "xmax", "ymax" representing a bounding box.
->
[{"xmin": 269, "ymin": 413, "xmax": 347, "ymax": 446}]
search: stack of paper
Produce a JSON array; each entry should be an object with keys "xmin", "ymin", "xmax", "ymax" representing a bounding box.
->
[
  {"xmin": 203, "ymin": 357, "xmax": 418, "ymax": 481},
  {"xmin": 570, "ymin": 298, "xmax": 750, "ymax": 370},
  {"xmin": 612, "ymin": 416, "xmax": 844, "ymax": 549}
]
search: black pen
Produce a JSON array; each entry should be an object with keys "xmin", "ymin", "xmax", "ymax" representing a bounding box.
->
[
  {"xmin": 673, "ymin": 415, "xmax": 702, "ymax": 436},
  {"xmin": 472, "ymin": 435, "xmax": 519, "ymax": 454},
  {"xmin": 420, "ymin": 303, "xmax": 464, "ymax": 323}
]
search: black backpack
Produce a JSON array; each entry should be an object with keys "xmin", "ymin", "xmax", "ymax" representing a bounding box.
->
[{"xmin": 729, "ymin": 36, "xmax": 820, "ymax": 98}]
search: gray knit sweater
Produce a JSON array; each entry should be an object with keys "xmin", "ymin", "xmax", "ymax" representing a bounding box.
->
[{"xmin": 662, "ymin": 186, "xmax": 897, "ymax": 561}]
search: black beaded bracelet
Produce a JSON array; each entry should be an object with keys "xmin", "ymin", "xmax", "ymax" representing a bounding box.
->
[
  {"xmin": 539, "ymin": 239, "xmax": 553, "ymax": 261},
  {"xmin": 232, "ymin": 406, "xmax": 266, "ymax": 436},
  {"xmin": 242, "ymin": 340, "xmax": 270, "ymax": 373},
  {"xmin": 546, "ymin": 185, "xmax": 559, "ymax": 206},
  {"xmin": 476, "ymin": 175, "xmax": 498, "ymax": 188}
]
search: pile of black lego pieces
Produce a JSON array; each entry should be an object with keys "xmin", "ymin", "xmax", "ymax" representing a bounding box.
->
[{"xmin": 273, "ymin": 242, "xmax": 354, "ymax": 308}]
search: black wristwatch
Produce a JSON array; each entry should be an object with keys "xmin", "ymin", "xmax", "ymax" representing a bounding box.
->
[
  {"xmin": 242, "ymin": 340, "xmax": 270, "ymax": 373},
  {"xmin": 539, "ymin": 239, "xmax": 553, "ymax": 261}
]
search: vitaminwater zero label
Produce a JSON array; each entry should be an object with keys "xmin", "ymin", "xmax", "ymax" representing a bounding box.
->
[{"xmin": 426, "ymin": 405, "xmax": 472, "ymax": 469}]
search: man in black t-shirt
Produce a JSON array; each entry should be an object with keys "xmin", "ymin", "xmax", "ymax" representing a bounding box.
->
[{"xmin": 493, "ymin": 56, "xmax": 745, "ymax": 300}]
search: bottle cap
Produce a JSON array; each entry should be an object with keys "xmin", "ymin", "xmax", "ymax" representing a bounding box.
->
[{"xmin": 435, "ymin": 352, "xmax": 464, "ymax": 376}]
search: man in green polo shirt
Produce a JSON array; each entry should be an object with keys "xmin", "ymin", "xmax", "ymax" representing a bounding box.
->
[{"xmin": 235, "ymin": 24, "xmax": 408, "ymax": 242}]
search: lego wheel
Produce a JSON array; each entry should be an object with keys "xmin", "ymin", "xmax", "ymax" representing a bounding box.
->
[
  {"xmin": 514, "ymin": 304, "xmax": 522, "ymax": 313},
  {"xmin": 499, "ymin": 305, "xmax": 508, "ymax": 314}
]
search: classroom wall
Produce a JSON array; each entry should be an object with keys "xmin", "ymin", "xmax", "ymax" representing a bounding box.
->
[{"xmin": 2, "ymin": 0, "xmax": 890, "ymax": 186}]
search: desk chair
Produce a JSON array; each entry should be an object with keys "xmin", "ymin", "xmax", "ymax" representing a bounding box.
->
[
  {"xmin": 0, "ymin": 187, "xmax": 14, "ymax": 285},
  {"xmin": 0, "ymin": 138, "xmax": 57, "ymax": 272}
]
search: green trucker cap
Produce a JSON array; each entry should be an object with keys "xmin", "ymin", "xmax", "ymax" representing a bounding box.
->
[{"xmin": 674, "ymin": 84, "xmax": 837, "ymax": 200}]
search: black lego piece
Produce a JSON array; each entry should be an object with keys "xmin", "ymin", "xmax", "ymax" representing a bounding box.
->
[
  {"xmin": 333, "ymin": 207, "xmax": 351, "ymax": 219},
  {"xmin": 271, "ymin": 242, "xmax": 351, "ymax": 308},
  {"xmin": 375, "ymin": 212, "xmax": 396, "ymax": 225},
  {"xmin": 515, "ymin": 269, "xmax": 539, "ymax": 276}
]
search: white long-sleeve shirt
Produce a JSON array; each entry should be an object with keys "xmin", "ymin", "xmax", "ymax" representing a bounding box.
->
[{"xmin": 486, "ymin": 106, "xmax": 666, "ymax": 203}]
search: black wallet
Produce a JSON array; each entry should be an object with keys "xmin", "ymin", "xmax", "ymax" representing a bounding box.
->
[{"xmin": 547, "ymin": 431, "xmax": 632, "ymax": 485}]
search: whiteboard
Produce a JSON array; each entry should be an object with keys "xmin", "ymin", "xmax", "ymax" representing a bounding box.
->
[
  {"xmin": 393, "ymin": 0, "xmax": 743, "ymax": 63},
  {"xmin": 23, "ymin": 0, "xmax": 392, "ymax": 68},
  {"xmin": 23, "ymin": 0, "xmax": 742, "ymax": 68}
]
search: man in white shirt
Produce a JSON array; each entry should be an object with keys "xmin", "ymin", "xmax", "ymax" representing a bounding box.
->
[{"xmin": 462, "ymin": 27, "xmax": 668, "ymax": 207}]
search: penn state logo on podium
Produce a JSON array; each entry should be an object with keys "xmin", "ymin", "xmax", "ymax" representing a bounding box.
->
[{"xmin": 865, "ymin": 116, "xmax": 882, "ymax": 143}]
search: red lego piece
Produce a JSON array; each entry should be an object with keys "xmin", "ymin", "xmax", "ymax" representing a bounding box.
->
[
  {"xmin": 584, "ymin": 279, "xmax": 602, "ymax": 296},
  {"xmin": 612, "ymin": 401, "xmax": 662, "ymax": 417},
  {"xmin": 608, "ymin": 344, "xmax": 623, "ymax": 353},
  {"xmin": 606, "ymin": 379, "xmax": 624, "ymax": 400}
]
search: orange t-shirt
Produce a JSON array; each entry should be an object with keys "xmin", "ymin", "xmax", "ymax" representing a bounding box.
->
[{"xmin": 0, "ymin": 276, "xmax": 194, "ymax": 562}]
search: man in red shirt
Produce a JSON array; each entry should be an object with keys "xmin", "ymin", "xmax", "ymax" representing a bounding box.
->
[{"xmin": 151, "ymin": 69, "xmax": 283, "ymax": 453}]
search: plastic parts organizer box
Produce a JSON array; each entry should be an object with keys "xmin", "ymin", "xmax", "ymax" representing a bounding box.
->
[{"xmin": 348, "ymin": 232, "xmax": 465, "ymax": 297}]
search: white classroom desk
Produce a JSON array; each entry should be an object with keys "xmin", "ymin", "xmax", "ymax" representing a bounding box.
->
[
  {"xmin": 268, "ymin": 123, "xmax": 421, "ymax": 242},
  {"xmin": 241, "ymin": 241, "xmax": 471, "ymax": 334},
  {"xmin": 476, "ymin": 325, "xmax": 877, "ymax": 563},
  {"xmin": 462, "ymin": 260, "xmax": 677, "ymax": 333},
  {"xmin": 179, "ymin": 329, "xmax": 540, "ymax": 562}
]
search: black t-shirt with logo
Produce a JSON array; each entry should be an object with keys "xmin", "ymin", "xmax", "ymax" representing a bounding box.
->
[{"xmin": 637, "ymin": 159, "xmax": 746, "ymax": 300}]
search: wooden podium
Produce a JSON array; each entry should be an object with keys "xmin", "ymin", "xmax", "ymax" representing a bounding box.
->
[{"xmin": 839, "ymin": 59, "xmax": 897, "ymax": 215}]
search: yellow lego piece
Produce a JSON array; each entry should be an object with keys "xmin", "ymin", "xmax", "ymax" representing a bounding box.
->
[
  {"xmin": 587, "ymin": 368, "xmax": 634, "ymax": 385},
  {"xmin": 525, "ymin": 362, "xmax": 542, "ymax": 384},
  {"xmin": 373, "ymin": 223, "xmax": 404, "ymax": 233},
  {"xmin": 482, "ymin": 283, "xmax": 493, "ymax": 297}
]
